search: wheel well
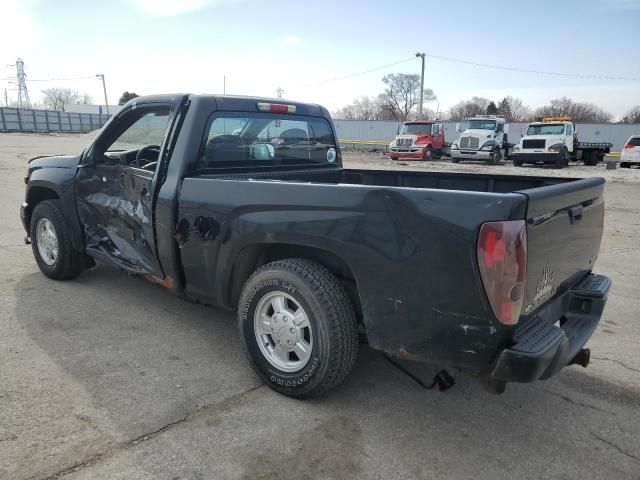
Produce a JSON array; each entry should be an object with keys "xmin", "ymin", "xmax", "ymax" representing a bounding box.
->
[
  {"xmin": 228, "ymin": 243, "xmax": 363, "ymax": 319},
  {"xmin": 26, "ymin": 186, "xmax": 59, "ymax": 226}
]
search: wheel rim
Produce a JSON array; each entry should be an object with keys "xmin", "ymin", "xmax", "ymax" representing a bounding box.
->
[
  {"xmin": 253, "ymin": 291, "xmax": 313, "ymax": 373},
  {"xmin": 36, "ymin": 218, "xmax": 58, "ymax": 266}
]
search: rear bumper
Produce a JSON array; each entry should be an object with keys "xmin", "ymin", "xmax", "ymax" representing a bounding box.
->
[
  {"xmin": 450, "ymin": 149, "xmax": 492, "ymax": 160},
  {"xmin": 490, "ymin": 273, "xmax": 611, "ymax": 383},
  {"xmin": 511, "ymin": 152, "xmax": 560, "ymax": 164}
]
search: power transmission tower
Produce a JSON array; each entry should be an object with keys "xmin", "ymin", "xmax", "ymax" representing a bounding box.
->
[
  {"xmin": 276, "ymin": 87, "xmax": 284, "ymax": 99},
  {"xmin": 15, "ymin": 58, "xmax": 32, "ymax": 109}
]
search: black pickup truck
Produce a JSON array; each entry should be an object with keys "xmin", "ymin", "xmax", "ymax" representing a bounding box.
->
[{"xmin": 21, "ymin": 94, "xmax": 611, "ymax": 398}]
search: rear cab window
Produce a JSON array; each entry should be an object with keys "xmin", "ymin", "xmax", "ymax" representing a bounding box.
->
[
  {"xmin": 196, "ymin": 112, "xmax": 338, "ymax": 171},
  {"xmin": 628, "ymin": 136, "xmax": 640, "ymax": 147}
]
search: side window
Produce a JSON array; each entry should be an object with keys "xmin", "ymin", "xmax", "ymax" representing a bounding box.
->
[
  {"xmin": 107, "ymin": 110, "xmax": 170, "ymax": 152},
  {"xmin": 566, "ymin": 124, "xmax": 572, "ymax": 135},
  {"xmin": 196, "ymin": 113, "xmax": 337, "ymax": 170},
  {"xmin": 496, "ymin": 123, "xmax": 504, "ymax": 133},
  {"xmin": 431, "ymin": 124, "xmax": 440, "ymax": 134}
]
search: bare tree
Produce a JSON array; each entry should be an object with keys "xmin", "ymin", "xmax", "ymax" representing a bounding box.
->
[
  {"xmin": 622, "ymin": 105, "xmax": 640, "ymax": 123},
  {"xmin": 447, "ymin": 97, "xmax": 491, "ymax": 120},
  {"xmin": 497, "ymin": 96, "xmax": 533, "ymax": 122},
  {"xmin": 41, "ymin": 88, "xmax": 92, "ymax": 111},
  {"xmin": 535, "ymin": 97, "xmax": 612, "ymax": 122},
  {"xmin": 333, "ymin": 95, "xmax": 402, "ymax": 121},
  {"xmin": 380, "ymin": 73, "xmax": 436, "ymax": 121}
]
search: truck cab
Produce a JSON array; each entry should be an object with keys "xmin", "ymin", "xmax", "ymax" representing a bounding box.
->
[
  {"xmin": 450, "ymin": 115, "xmax": 509, "ymax": 164},
  {"xmin": 512, "ymin": 117, "xmax": 576, "ymax": 167},
  {"xmin": 512, "ymin": 117, "xmax": 612, "ymax": 168},
  {"xmin": 388, "ymin": 120, "xmax": 445, "ymax": 160}
]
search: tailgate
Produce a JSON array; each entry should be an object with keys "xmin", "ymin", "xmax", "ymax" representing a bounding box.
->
[{"xmin": 518, "ymin": 177, "xmax": 605, "ymax": 315}]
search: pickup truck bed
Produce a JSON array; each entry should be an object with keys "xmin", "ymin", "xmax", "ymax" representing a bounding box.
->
[{"xmin": 21, "ymin": 94, "xmax": 611, "ymax": 398}]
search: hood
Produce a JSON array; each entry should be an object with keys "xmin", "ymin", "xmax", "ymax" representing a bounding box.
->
[
  {"xmin": 462, "ymin": 129, "xmax": 496, "ymax": 139},
  {"xmin": 28, "ymin": 154, "xmax": 82, "ymax": 171},
  {"xmin": 520, "ymin": 135, "xmax": 565, "ymax": 145}
]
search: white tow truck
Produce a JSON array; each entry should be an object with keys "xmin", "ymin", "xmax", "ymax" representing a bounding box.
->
[
  {"xmin": 511, "ymin": 117, "xmax": 612, "ymax": 168},
  {"xmin": 450, "ymin": 115, "xmax": 510, "ymax": 164}
]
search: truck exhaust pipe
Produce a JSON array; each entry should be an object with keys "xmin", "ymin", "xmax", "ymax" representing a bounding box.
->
[{"xmin": 569, "ymin": 348, "xmax": 590, "ymax": 368}]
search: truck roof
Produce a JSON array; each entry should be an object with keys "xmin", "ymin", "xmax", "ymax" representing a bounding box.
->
[
  {"xmin": 403, "ymin": 120, "xmax": 434, "ymax": 125},
  {"xmin": 126, "ymin": 94, "xmax": 329, "ymax": 117}
]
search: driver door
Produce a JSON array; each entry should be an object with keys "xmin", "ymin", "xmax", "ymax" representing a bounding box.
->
[{"xmin": 76, "ymin": 104, "xmax": 173, "ymax": 277}]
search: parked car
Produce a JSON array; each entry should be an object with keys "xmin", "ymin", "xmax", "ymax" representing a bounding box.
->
[
  {"xmin": 620, "ymin": 135, "xmax": 640, "ymax": 168},
  {"xmin": 21, "ymin": 94, "xmax": 611, "ymax": 398},
  {"xmin": 512, "ymin": 117, "xmax": 613, "ymax": 168},
  {"xmin": 388, "ymin": 120, "xmax": 446, "ymax": 160}
]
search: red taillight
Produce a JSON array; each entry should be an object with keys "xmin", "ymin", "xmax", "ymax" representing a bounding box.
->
[
  {"xmin": 477, "ymin": 220, "xmax": 527, "ymax": 325},
  {"xmin": 624, "ymin": 144, "xmax": 635, "ymax": 149},
  {"xmin": 256, "ymin": 102, "xmax": 296, "ymax": 114}
]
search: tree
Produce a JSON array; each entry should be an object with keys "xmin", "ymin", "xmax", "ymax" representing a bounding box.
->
[
  {"xmin": 379, "ymin": 73, "xmax": 436, "ymax": 121},
  {"xmin": 486, "ymin": 101, "xmax": 498, "ymax": 115},
  {"xmin": 622, "ymin": 105, "xmax": 640, "ymax": 123},
  {"xmin": 447, "ymin": 97, "xmax": 490, "ymax": 121},
  {"xmin": 534, "ymin": 97, "xmax": 612, "ymax": 122},
  {"xmin": 41, "ymin": 87, "xmax": 85, "ymax": 111},
  {"xmin": 497, "ymin": 96, "xmax": 532, "ymax": 122},
  {"xmin": 118, "ymin": 91, "xmax": 139, "ymax": 105}
]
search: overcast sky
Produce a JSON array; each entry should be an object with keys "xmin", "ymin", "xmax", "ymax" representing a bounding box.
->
[{"xmin": 1, "ymin": 0, "xmax": 639, "ymax": 119}]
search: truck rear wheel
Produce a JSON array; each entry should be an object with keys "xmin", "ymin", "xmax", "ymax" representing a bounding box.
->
[
  {"xmin": 238, "ymin": 258, "xmax": 358, "ymax": 398},
  {"xmin": 583, "ymin": 151, "xmax": 599, "ymax": 166},
  {"xmin": 30, "ymin": 200, "xmax": 84, "ymax": 280}
]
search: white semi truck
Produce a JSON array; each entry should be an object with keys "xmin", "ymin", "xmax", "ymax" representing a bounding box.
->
[
  {"xmin": 511, "ymin": 117, "xmax": 612, "ymax": 168},
  {"xmin": 450, "ymin": 115, "xmax": 510, "ymax": 164}
]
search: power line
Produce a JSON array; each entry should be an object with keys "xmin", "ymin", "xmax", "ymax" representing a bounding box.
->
[
  {"xmin": 424, "ymin": 53, "xmax": 640, "ymax": 82},
  {"xmin": 295, "ymin": 57, "xmax": 416, "ymax": 88},
  {"xmin": 28, "ymin": 75, "xmax": 96, "ymax": 82}
]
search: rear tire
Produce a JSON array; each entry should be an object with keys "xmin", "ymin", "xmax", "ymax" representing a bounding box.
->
[
  {"xmin": 238, "ymin": 258, "xmax": 358, "ymax": 398},
  {"xmin": 451, "ymin": 157, "xmax": 460, "ymax": 163},
  {"xmin": 30, "ymin": 200, "xmax": 84, "ymax": 280},
  {"xmin": 583, "ymin": 151, "xmax": 599, "ymax": 166},
  {"xmin": 513, "ymin": 158, "xmax": 523, "ymax": 167}
]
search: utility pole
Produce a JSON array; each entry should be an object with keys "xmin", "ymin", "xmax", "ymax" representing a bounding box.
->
[
  {"xmin": 15, "ymin": 58, "xmax": 32, "ymax": 109},
  {"xmin": 96, "ymin": 74, "xmax": 109, "ymax": 114},
  {"xmin": 223, "ymin": 75, "xmax": 226, "ymax": 95},
  {"xmin": 4, "ymin": 88, "xmax": 8, "ymax": 107},
  {"xmin": 415, "ymin": 52, "xmax": 425, "ymax": 120}
]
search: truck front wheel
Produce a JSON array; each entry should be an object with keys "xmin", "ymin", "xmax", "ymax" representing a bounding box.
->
[
  {"xmin": 238, "ymin": 258, "xmax": 358, "ymax": 398},
  {"xmin": 422, "ymin": 146, "xmax": 433, "ymax": 161},
  {"xmin": 30, "ymin": 200, "xmax": 84, "ymax": 280}
]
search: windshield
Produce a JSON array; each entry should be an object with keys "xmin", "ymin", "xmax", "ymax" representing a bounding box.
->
[
  {"xmin": 527, "ymin": 124, "xmax": 566, "ymax": 135},
  {"xmin": 401, "ymin": 124, "xmax": 431, "ymax": 134},
  {"xmin": 467, "ymin": 119, "xmax": 496, "ymax": 130}
]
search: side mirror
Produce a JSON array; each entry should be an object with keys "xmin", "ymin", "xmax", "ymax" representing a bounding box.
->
[
  {"xmin": 252, "ymin": 143, "xmax": 275, "ymax": 160},
  {"xmin": 456, "ymin": 123, "xmax": 461, "ymax": 133}
]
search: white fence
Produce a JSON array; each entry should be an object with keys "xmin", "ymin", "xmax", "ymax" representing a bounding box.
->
[
  {"xmin": 334, "ymin": 120, "xmax": 640, "ymax": 152},
  {"xmin": 0, "ymin": 107, "xmax": 110, "ymax": 133}
]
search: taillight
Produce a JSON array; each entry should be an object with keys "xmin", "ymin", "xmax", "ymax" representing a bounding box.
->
[
  {"xmin": 623, "ymin": 144, "xmax": 635, "ymax": 149},
  {"xmin": 257, "ymin": 102, "xmax": 296, "ymax": 114},
  {"xmin": 477, "ymin": 220, "xmax": 527, "ymax": 325}
]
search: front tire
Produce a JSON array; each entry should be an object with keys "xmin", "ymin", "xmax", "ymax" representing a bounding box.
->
[
  {"xmin": 238, "ymin": 259, "xmax": 358, "ymax": 398},
  {"xmin": 422, "ymin": 146, "xmax": 433, "ymax": 161},
  {"xmin": 30, "ymin": 200, "xmax": 84, "ymax": 280}
]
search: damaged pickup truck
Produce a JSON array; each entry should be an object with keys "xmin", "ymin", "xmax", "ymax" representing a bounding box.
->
[{"xmin": 21, "ymin": 94, "xmax": 611, "ymax": 397}]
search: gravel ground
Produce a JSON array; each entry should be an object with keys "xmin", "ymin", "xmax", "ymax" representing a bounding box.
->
[
  {"xmin": 1, "ymin": 133, "xmax": 639, "ymax": 480},
  {"xmin": 342, "ymin": 149, "xmax": 640, "ymax": 184}
]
